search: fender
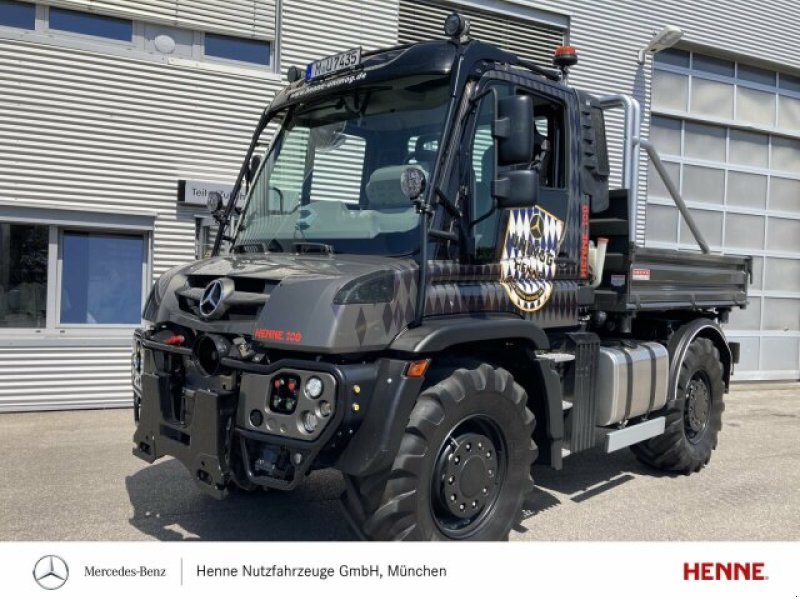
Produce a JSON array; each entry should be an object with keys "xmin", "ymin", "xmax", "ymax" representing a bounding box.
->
[
  {"xmin": 667, "ymin": 318, "xmax": 733, "ymax": 408},
  {"xmin": 390, "ymin": 314, "xmax": 550, "ymax": 353}
]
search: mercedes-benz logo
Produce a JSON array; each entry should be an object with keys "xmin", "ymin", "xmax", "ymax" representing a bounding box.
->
[
  {"xmin": 33, "ymin": 555, "xmax": 69, "ymax": 590},
  {"xmin": 530, "ymin": 213, "xmax": 544, "ymax": 240},
  {"xmin": 199, "ymin": 278, "xmax": 233, "ymax": 319}
]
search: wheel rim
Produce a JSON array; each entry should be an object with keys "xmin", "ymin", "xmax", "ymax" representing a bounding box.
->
[
  {"xmin": 684, "ymin": 371, "xmax": 711, "ymax": 444},
  {"xmin": 430, "ymin": 415, "xmax": 507, "ymax": 539}
]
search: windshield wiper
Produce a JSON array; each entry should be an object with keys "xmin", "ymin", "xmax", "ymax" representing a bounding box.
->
[
  {"xmin": 233, "ymin": 239, "xmax": 285, "ymax": 254},
  {"xmin": 233, "ymin": 242, "xmax": 266, "ymax": 254},
  {"xmin": 294, "ymin": 241, "xmax": 334, "ymax": 255}
]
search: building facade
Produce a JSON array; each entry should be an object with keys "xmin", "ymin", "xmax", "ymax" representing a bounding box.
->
[{"xmin": 0, "ymin": 0, "xmax": 797, "ymax": 411}]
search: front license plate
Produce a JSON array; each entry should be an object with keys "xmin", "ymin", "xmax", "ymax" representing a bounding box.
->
[{"xmin": 306, "ymin": 47, "xmax": 362, "ymax": 80}]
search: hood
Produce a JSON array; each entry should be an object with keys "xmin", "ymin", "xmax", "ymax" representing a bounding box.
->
[{"xmin": 151, "ymin": 253, "xmax": 419, "ymax": 354}]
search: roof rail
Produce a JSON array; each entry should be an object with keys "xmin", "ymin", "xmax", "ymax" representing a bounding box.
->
[{"xmin": 516, "ymin": 57, "xmax": 561, "ymax": 81}]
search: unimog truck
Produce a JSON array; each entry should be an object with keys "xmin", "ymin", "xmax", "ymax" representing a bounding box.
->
[{"xmin": 132, "ymin": 13, "xmax": 750, "ymax": 541}]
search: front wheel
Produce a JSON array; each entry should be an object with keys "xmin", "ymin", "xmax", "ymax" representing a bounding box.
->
[{"xmin": 348, "ymin": 364, "xmax": 537, "ymax": 541}]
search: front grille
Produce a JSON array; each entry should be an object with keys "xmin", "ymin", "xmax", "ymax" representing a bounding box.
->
[{"xmin": 176, "ymin": 276, "xmax": 277, "ymax": 321}]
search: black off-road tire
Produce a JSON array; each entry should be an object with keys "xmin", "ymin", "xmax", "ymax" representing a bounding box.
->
[
  {"xmin": 631, "ymin": 337, "xmax": 725, "ymax": 474},
  {"xmin": 344, "ymin": 364, "xmax": 536, "ymax": 541}
]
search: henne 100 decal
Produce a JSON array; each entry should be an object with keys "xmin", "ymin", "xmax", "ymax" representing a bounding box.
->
[{"xmin": 500, "ymin": 206, "xmax": 565, "ymax": 312}]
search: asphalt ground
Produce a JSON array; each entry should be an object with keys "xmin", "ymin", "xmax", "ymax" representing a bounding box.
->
[{"xmin": 0, "ymin": 384, "xmax": 797, "ymax": 541}]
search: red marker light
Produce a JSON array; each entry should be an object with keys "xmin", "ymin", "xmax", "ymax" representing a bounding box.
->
[
  {"xmin": 163, "ymin": 335, "xmax": 185, "ymax": 345},
  {"xmin": 288, "ymin": 380, "xmax": 296, "ymax": 392},
  {"xmin": 274, "ymin": 379, "xmax": 282, "ymax": 389}
]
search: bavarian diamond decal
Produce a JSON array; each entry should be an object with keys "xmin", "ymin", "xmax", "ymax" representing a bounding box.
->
[{"xmin": 500, "ymin": 206, "xmax": 565, "ymax": 312}]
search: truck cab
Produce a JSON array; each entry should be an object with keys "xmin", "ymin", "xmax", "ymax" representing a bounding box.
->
[{"xmin": 132, "ymin": 14, "xmax": 749, "ymax": 541}]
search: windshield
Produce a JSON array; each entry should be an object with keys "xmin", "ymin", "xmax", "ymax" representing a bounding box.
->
[{"xmin": 235, "ymin": 75, "xmax": 450, "ymax": 255}]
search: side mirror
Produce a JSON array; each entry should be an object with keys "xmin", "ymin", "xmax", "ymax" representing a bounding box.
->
[
  {"xmin": 493, "ymin": 95, "xmax": 534, "ymax": 166},
  {"xmin": 493, "ymin": 170, "xmax": 539, "ymax": 209}
]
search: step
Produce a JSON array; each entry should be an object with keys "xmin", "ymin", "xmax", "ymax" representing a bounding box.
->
[
  {"xmin": 590, "ymin": 217, "xmax": 629, "ymax": 236},
  {"xmin": 537, "ymin": 352, "xmax": 575, "ymax": 363}
]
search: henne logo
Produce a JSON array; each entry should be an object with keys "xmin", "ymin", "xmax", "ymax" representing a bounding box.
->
[
  {"xmin": 683, "ymin": 561, "xmax": 767, "ymax": 581},
  {"xmin": 33, "ymin": 555, "xmax": 69, "ymax": 590}
]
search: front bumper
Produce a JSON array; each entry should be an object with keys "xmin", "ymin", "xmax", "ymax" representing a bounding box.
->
[{"xmin": 132, "ymin": 332, "xmax": 375, "ymax": 496}]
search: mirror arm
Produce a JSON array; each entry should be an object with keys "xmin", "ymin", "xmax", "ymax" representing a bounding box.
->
[
  {"xmin": 428, "ymin": 228, "xmax": 459, "ymax": 243},
  {"xmin": 435, "ymin": 187, "xmax": 462, "ymax": 219},
  {"xmin": 468, "ymin": 197, "xmax": 497, "ymax": 228}
]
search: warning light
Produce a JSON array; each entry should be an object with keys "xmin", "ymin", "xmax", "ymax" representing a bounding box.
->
[
  {"xmin": 405, "ymin": 359, "xmax": 431, "ymax": 378},
  {"xmin": 553, "ymin": 45, "xmax": 578, "ymax": 69}
]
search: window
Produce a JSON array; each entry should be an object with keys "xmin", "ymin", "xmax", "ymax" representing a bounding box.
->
[
  {"xmin": 0, "ymin": 4, "xmax": 277, "ymax": 72},
  {"xmin": 49, "ymin": 7, "xmax": 133, "ymax": 42},
  {"xmin": 0, "ymin": 223, "xmax": 48, "ymax": 328},
  {"xmin": 310, "ymin": 133, "xmax": 366, "ymax": 204},
  {"xmin": 528, "ymin": 96, "xmax": 566, "ymax": 189},
  {"xmin": 0, "ymin": 219, "xmax": 149, "ymax": 331},
  {"xmin": 205, "ymin": 33, "xmax": 270, "ymax": 65},
  {"xmin": 0, "ymin": 0, "xmax": 34, "ymax": 30},
  {"xmin": 60, "ymin": 232, "xmax": 145, "ymax": 325},
  {"xmin": 469, "ymin": 94, "xmax": 499, "ymax": 262}
]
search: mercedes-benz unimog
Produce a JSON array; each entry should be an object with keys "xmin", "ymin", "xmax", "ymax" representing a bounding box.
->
[{"xmin": 132, "ymin": 13, "xmax": 750, "ymax": 541}]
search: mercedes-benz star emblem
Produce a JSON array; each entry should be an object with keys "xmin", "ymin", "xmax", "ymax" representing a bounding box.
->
[
  {"xmin": 33, "ymin": 555, "xmax": 69, "ymax": 590},
  {"xmin": 530, "ymin": 213, "xmax": 544, "ymax": 240},
  {"xmin": 199, "ymin": 278, "xmax": 232, "ymax": 319}
]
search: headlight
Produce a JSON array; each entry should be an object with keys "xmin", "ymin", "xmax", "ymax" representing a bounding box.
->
[
  {"xmin": 333, "ymin": 271, "xmax": 396, "ymax": 305},
  {"xmin": 304, "ymin": 376, "xmax": 324, "ymax": 399}
]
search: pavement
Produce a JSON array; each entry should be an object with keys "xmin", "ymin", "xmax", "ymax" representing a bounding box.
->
[{"xmin": 0, "ymin": 384, "xmax": 797, "ymax": 542}]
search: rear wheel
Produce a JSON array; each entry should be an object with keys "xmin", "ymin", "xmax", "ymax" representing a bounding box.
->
[
  {"xmin": 632, "ymin": 337, "xmax": 725, "ymax": 474},
  {"xmin": 344, "ymin": 364, "xmax": 536, "ymax": 541}
]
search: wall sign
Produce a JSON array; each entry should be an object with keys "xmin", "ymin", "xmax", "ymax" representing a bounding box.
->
[{"xmin": 177, "ymin": 179, "xmax": 245, "ymax": 209}]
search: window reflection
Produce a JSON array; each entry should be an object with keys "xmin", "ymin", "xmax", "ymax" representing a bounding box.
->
[{"xmin": 0, "ymin": 223, "xmax": 48, "ymax": 328}]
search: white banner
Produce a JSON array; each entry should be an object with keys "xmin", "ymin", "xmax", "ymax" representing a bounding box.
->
[{"xmin": 1, "ymin": 541, "xmax": 796, "ymax": 599}]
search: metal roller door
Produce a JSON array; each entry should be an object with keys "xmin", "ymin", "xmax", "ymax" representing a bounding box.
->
[
  {"xmin": 647, "ymin": 49, "xmax": 800, "ymax": 380},
  {"xmin": 398, "ymin": 0, "xmax": 565, "ymax": 65}
]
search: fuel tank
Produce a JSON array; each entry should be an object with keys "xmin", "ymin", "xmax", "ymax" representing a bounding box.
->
[{"xmin": 595, "ymin": 341, "xmax": 669, "ymax": 426}]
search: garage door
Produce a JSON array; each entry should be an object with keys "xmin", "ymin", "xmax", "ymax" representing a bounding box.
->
[
  {"xmin": 646, "ymin": 49, "xmax": 800, "ymax": 381},
  {"xmin": 398, "ymin": 0, "xmax": 564, "ymax": 65}
]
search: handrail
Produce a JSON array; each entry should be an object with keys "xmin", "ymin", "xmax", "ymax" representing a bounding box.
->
[
  {"xmin": 594, "ymin": 94, "xmax": 709, "ymax": 254},
  {"xmin": 595, "ymin": 94, "xmax": 641, "ymax": 243},
  {"xmin": 638, "ymin": 139, "xmax": 710, "ymax": 254}
]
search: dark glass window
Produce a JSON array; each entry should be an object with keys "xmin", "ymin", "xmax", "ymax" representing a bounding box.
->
[
  {"xmin": 0, "ymin": 0, "xmax": 35, "ymax": 30},
  {"xmin": 205, "ymin": 33, "xmax": 270, "ymax": 65},
  {"xmin": 779, "ymin": 73, "xmax": 800, "ymax": 94},
  {"xmin": 654, "ymin": 48, "xmax": 689, "ymax": 68},
  {"xmin": 60, "ymin": 231, "xmax": 144, "ymax": 324},
  {"xmin": 0, "ymin": 223, "xmax": 48, "ymax": 328},
  {"xmin": 739, "ymin": 64, "xmax": 776, "ymax": 87},
  {"xmin": 693, "ymin": 54, "xmax": 735, "ymax": 78},
  {"xmin": 50, "ymin": 7, "xmax": 132, "ymax": 42}
]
